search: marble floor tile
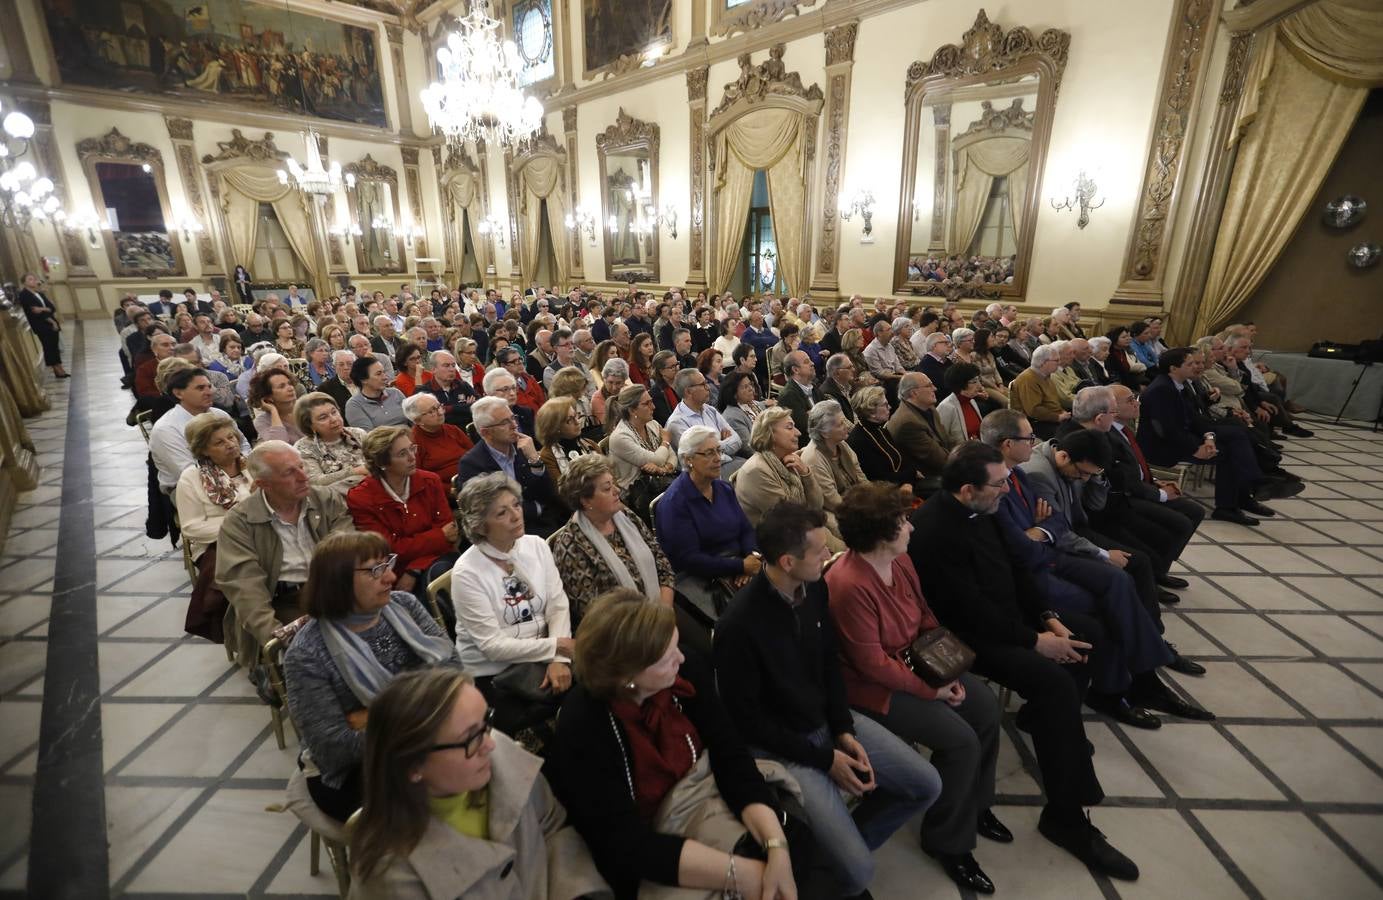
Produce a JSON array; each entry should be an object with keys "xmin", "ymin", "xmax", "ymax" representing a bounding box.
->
[
  {"xmin": 1, "ymin": 528, "xmax": 60, "ymax": 558},
  {"xmin": 1309, "ymin": 547, "xmax": 1383, "ymax": 577},
  {"xmin": 1160, "ymin": 614, "xmax": 1223, "ymax": 658},
  {"xmin": 1164, "ymin": 661, "xmax": 1301, "ymax": 720},
  {"xmin": 1344, "ymin": 662, "xmax": 1383, "ymax": 693},
  {"xmin": 1131, "ymin": 724, "xmax": 1282, "ymax": 801},
  {"xmin": 98, "ymin": 641, "xmax": 173, "ymax": 695},
  {"xmin": 95, "ymin": 595, "xmax": 165, "ymax": 634},
  {"xmin": 0, "ymin": 558, "xmax": 58, "ymax": 592},
  {"xmin": 1308, "ymin": 522, "xmax": 1383, "ymax": 546},
  {"xmin": 1086, "ymin": 722, "xmax": 1164, "ymax": 799},
  {"xmin": 1357, "ymin": 576, "xmax": 1383, "ymax": 598},
  {"xmin": 1333, "ymin": 726, "xmax": 1383, "ymax": 767},
  {"xmin": 1094, "ymin": 807, "xmax": 1247, "ymax": 900},
  {"xmin": 1355, "ymin": 615, "xmax": 1383, "ymax": 640},
  {"xmin": 95, "ymin": 558, "xmax": 153, "ymax": 592},
  {"xmin": 124, "ymin": 788, "xmax": 298, "ymax": 893},
  {"xmin": 1287, "ymin": 577, "xmax": 1383, "ymax": 612},
  {"xmin": 100, "ymin": 703, "xmax": 184, "ymax": 772},
  {"xmin": 1175, "ymin": 545, "xmax": 1254, "ymax": 574},
  {"xmin": 264, "ymin": 829, "xmax": 355, "ymax": 898},
  {"xmin": 1169, "ymin": 576, "xmax": 1243, "ymax": 610},
  {"xmin": 1229, "ymin": 724, "xmax": 1383, "ymax": 803},
  {"xmin": 944, "ymin": 806, "xmax": 1103, "ymax": 900},
  {"xmin": 1196, "ymin": 520, "xmax": 1273, "ymax": 544},
  {"xmin": 1264, "ymin": 499, "xmax": 1342, "ymax": 519},
  {"xmin": 1194, "ymin": 810, "xmax": 1378, "ymax": 900},
  {"xmin": 231, "ymin": 732, "xmax": 300, "ymax": 782},
  {"xmin": 1182, "ymin": 613, "xmax": 1311, "ymax": 658},
  {"xmin": 111, "ymin": 559, "xmax": 191, "ymax": 595},
  {"xmin": 0, "ymin": 784, "xmax": 33, "ymax": 863},
  {"xmin": 0, "ymin": 595, "xmax": 51, "ymax": 637},
  {"xmin": 1223, "ymin": 545, "xmax": 1330, "ymax": 576},
  {"xmin": 994, "ymin": 728, "xmax": 1043, "ymax": 797},
  {"xmin": 119, "ymin": 704, "xmax": 268, "ymax": 778},
  {"xmin": 0, "ymin": 641, "xmax": 48, "ymax": 694},
  {"xmin": 1322, "ymin": 465, "xmax": 1383, "ymax": 481},
  {"xmin": 1274, "ymin": 614, "xmax": 1383, "ymax": 658},
  {"xmin": 104, "ymin": 785, "xmax": 205, "ymax": 885},
  {"xmin": 1323, "ymin": 499, "xmax": 1383, "ymax": 521},
  {"xmin": 107, "ymin": 596, "xmax": 193, "ymax": 640},
  {"xmin": 1249, "ymin": 519, "xmax": 1343, "ymax": 545},
  {"xmin": 1251, "ymin": 661, "xmax": 1383, "ymax": 719},
  {"xmin": 1319, "ymin": 813, "xmax": 1383, "ymax": 880},
  {"xmin": 114, "ymin": 643, "xmax": 236, "ymax": 698},
  {"xmin": 6, "ymin": 506, "xmax": 62, "ymax": 530},
  {"xmin": 1214, "ymin": 575, "xmax": 1322, "ymax": 611},
  {"xmin": 0, "ymin": 699, "xmax": 41, "ymax": 772}
]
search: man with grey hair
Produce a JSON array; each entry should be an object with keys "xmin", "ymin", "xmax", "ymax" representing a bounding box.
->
[
  {"xmin": 666, "ymin": 368, "xmax": 744, "ymax": 473},
  {"xmin": 320, "ymin": 349, "xmax": 357, "ymax": 411},
  {"xmin": 457, "ymin": 395, "xmax": 560, "ymax": 535},
  {"xmin": 571, "ymin": 328, "xmax": 595, "ymax": 367},
  {"xmin": 887, "ymin": 372, "xmax": 948, "ymax": 485},
  {"xmin": 424, "ymin": 349, "xmax": 477, "ymax": 427},
  {"xmin": 527, "ymin": 328, "xmax": 554, "ymax": 383},
  {"xmin": 371, "ymin": 315, "xmax": 401, "ymax": 358},
  {"xmin": 1050, "ymin": 341, "xmax": 1082, "ymax": 409},
  {"xmin": 862, "ymin": 318, "xmax": 905, "ymax": 386},
  {"xmin": 1011, "ymin": 343, "xmax": 1070, "ymax": 438},
  {"xmin": 348, "ymin": 332, "xmax": 396, "ymax": 383},
  {"xmin": 918, "ymin": 331, "xmax": 954, "ymax": 402},
  {"xmin": 777, "ymin": 349, "xmax": 817, "ymax": 447},
  {"xmin": 820, "ymin": 352, "xmax": 860, "ymax": 422},
  {"xmin": 216, "ymin": 441, "xmax": 352, "ymax": 666},
  {"xmin": 481, "ymin": 367, "xmax": 535, "ymax": 436}
]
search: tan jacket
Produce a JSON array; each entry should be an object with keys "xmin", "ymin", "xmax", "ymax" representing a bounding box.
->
[
  {"xmin": 1050, "ymin": 366, "xmax": 1081, "ymax": 410},
  {"xmin": 1201, "ymin": 363, "xmax": 1247, "ymax": 417},
  {"xmin": 733, "ymin": 451, "xmax": 844, "ymax": 552},
  {"xmin": 885, "ymin": 400, "xmax": 948, "ymax": 476},
  {"xmin": 801, "ymin": 440, "xmax": 867, "ymax": 513},
  {"xmin": 1010, "ymin": 368, "xmax": 1065, "ymax": 424},
  {"xmin": 215, "ymin": 486, "xmax": 353, "ymax": 661},
  {"xmin": 349, "ymin": 733, "xmax": 609, "ymax": 900}
]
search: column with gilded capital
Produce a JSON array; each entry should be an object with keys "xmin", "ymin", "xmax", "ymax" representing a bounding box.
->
[
  {"xmin": 686, "ymin": 66, "xmax": 709, "ymax": 290},
  {"xmin": 809, "ymin": 20, "xmax": 858, "ymax": 298},
  {"xmin": 563, "ymin": 106, "xmax": 584, "ymax": 281},
  {"xmin": 164, "ymin": 116, "xmax": 223, "ymax": 276}
]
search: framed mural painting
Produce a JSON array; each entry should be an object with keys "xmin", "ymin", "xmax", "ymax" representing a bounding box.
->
[
  {"xmin": 582, "ymin": 0, "xmax": 671, "ymax": 76},
  {"xmin": 40, "ymin": 0, "xmax": 387, "ymax": 127}
]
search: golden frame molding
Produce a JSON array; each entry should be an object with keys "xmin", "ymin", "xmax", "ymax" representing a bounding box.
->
[
  {"xmin": 596, "ymin": 109, "xmax": 662, "ymax": 283},
  {"xmin": 711, "ymin": 0, "xmax": 807, "ymax": 38},
  {"xmin": 810, "ymin": 19, "xmax": 859, "ymax": 297},
  {"xmin": 343, "ymin": 155, "xmax": 408, "ymax": 275},
  {"xmin": 76, "ymin": 128, "xmax": 187, "ymax": 280}
]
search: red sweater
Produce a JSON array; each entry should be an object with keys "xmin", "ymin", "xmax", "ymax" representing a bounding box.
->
[
  {"xmin": 412, "ymin": 423, "xmax": 473, "ymax": 485},
  {"xmin": 825, "ymin": 550, "xmax": 941, "ymax": 712},
  {"xmin": 514, "ymin": 374, "xmax": 546, "ymax": 414},
  {"xmin": 346, "ymin": 469, "xmax": 455, "ymax": 572}
]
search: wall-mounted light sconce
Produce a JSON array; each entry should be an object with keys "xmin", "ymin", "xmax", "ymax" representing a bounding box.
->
[
  {"xmin": 838, "ymin": 187, "xmax": 877, "ymax": 243},
  {"xmin": 565, "ymin": 207, "xmax": 597, "ymax": 246},
  {"xmin": 477, "ymin": 213, "xmax": 506, "ymax": 248},
  {"xmin": 329, "ymin": 219, "xmax": 363, "ymax": 245},
  {"xmin": 1050, "ymin": 170, "xmax": 1105, "ymax": 229},
  {"xmin": 174, "ymin": 215, "xmax": 204, "ymax": 243},
  {"xmin": 371, "ymin": 214, "xmax": 395, "ymax": 233},
  {"xmin": 67, "ymin": 210, "xmax": 107, "ymax": 249}
]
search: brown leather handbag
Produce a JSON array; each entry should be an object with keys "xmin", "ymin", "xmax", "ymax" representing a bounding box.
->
[{"xmin": 902, "ymin": 627, "xmax": 975, "ymax": 688}]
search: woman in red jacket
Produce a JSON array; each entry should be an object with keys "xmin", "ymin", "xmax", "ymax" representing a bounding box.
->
[
  {"xmin": 824, "ymin": 481, "xmax": 1005, "ymax": 896},
  {"xmin": 347, "ymin": 425, "xmax": 460, "ymax": 593}
]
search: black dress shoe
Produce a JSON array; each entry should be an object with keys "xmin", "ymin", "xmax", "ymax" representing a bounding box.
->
[
  {"xmin": 977, "ymin": 809, "xmax": 1013, "ymax": 843},
  {"xmin": 1166, "ymin": 652, "xmax": 1206, "ymax": 676},
  {"xmin": 1088, "ymin": 695, "xmax": 1162, "ymax": 729},
  {"xmin": 1243, "ymin": 498, "xmax": 1277, "ymax": 517},
  {"xmin": 1156, "ymin": 574, "xmax": 1189, "ymax": 590},
  {"xmin": 1158, "ymin": 589, "xmax": 1182, "ymax": 605},
  {"xmin": 1212, "ymin": 508, "xmax": 1259, "ymax": 526},
  {"xmin": 1284, "ymin": 424, "xmax": 1315, "ymax": 438},
  {"xmin": 1134, "ymin": 685, "xmax": 1216, "ymax": 721},
  {"xmin": 934, "ymin": 852, "xmax": 995, "ymax": 894},
  {"xmin": 1264, "ymin": 478, "xmax": 1305, "ymax": 499},
  {"xmin": 1039, "ymin": 811, "xmax": 1140, "ymax": 881}
]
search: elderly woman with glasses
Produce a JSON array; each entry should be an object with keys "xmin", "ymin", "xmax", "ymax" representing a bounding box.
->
[
  {"xmin": 800, "ymin": 399, "xmax": 868, "ymax": 521},
  {"xmin": 450, "ymin": 472, "xmax": 575, "ymax": 736},
  {"xmin": 734, "ymin": 406, "xmax": 844, "ymax": 553},
  {"xmin": 347, "ymin": 426, "xmax": 460, "ymax": 594},
  {"xmin": 546, "ymin": 455, "xmax": 675, "ymax": 624},
  {"xmin": 848, "ymin": 385, "xmax": 926, "ymax": 500},
  {"xmin": 593, "ymin": 356, "xmax": 628, "ymax": 431},
  {"xmin": 294, "ymin": 392, "xmax": 369, "ymax": 496},
  {"xmin": 347, "ymin": 668, "xmax": 608, "ymax": 900},
  {"xmin": 535, "ymin": 396, "xmax": 601, "ymax": 485},
  {"xmin": 608, "ymin": 384, "xmax": 677, "ymax": 491},
  {"xmin": 284, "ymin": 532, "xmax": 461, "ymax": 824},
  {"xmin": 404, "ymin": 392, "xmax": 474, "ymax": 487}
]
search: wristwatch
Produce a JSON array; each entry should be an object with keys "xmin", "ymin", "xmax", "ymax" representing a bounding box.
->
[
  {"xmin": 762, "ymin": 838, "xmax": 788, "ymax": 853},
  {"xmin": 1041, "ymin": 610, "xmax": 1061, "ymax": 622}
]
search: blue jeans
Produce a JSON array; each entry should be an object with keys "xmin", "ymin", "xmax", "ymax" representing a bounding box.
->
[{"xmin": 753, "ymin": 712, "xmax": 942, "ymax": 895}]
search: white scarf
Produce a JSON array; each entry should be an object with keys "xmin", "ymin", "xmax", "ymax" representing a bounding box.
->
[{"xmin": 572, "ymin": 510, "xmax": 661, "ymax": 603}]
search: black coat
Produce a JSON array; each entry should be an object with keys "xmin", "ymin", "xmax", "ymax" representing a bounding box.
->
[
  {"xmin": 17, "ymin": 288, "xmax": 58, "ymax": 334},
  {"xmin": 456, "ymin": 439, "xmax": 557, "ymax": 525}
]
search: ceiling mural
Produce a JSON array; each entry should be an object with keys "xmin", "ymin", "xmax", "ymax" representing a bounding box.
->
[{"xmin": 40, "ymin": 0, "xmax": 388, "ymax": 127}]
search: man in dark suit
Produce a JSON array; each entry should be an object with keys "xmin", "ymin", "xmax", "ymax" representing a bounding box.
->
[
  {"xmin": 909, "ymin": 442, "xmax": 1139, "ymax": 882},
  {"xmin": 456, "ymin": 396, "xmax": 560, "ymax": 536},
  {"xmin": 1138, "ymin": 348, "xmax": 1272, "ymax": 526},
  {"xmin": 917, "ymin": 332, "xmax": 954, "ymax": 402},
  {"xmin": 777, "ymin": 350, "xmax": 816, "ymax": 447},
  {"xmin": 820, "ymin": 353, "xmax": 859, "ymax": 422},
  {"xmin": 181, "ymin": 287, "xmax": 215, "ymax": 318},
  {"xmin": 819, "ymin": 309, "xmax": 852, "ymax": 357}
]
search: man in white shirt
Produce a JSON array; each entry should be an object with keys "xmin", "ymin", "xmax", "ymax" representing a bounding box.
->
[
  {"xmin": 863, "ymin": 318, "xmax": 906, "ymax": 396},
  {"xmin": 149, "ymin": 367, "xmax": 250, "ymax": 494},
  {"xmin": 189, "ymin": 313, "xmax": 220, "ymax": 362},
  {"xmin": 665, "ymin": 368, "xmax": 744, "ymax": 476}
]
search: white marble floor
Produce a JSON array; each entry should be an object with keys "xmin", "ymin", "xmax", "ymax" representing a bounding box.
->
[{"xmin": 1, "ymin": 327, "xmax": 1381, "ymax": 899}]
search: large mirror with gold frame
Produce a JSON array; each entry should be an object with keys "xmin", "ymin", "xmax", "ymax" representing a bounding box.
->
[
  {"xmin": 77, "ymin": 128, "xmax": 184, "ymax": 278},
  {"xmin": 893, "ymin": 11, "xmax": 1069, "ymax": 297},
  {"xmin": 596, "ymin": 109, "xmax": 660, "ymax": 284},
  {"xmin": 344, "ymin": 154, "xmax": 406, "ymax": 274}
]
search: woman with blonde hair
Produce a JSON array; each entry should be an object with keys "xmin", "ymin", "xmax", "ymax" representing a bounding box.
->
[
  {"xmin": 734, "ymin": 406, "xmax": 844, "ymax": 552},
  {"xmin": 607, "ymin": 384, "xmax": 676, "ymax": 491},
  {"xmin": 549, "ymin": 365, "xmax": 599, "ymax": 437},
  {"xmin": 294, "ymin": 392, "xmax": 368, "ymax": 495},
  {"xmin": 347, "ymin": 667, "xmax": 607, "ymax": 899}
]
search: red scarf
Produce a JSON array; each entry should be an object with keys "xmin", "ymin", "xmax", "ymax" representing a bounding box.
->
[{"xmin": 609, "ymin": 677, "xmax": 703, "ymax": 820}]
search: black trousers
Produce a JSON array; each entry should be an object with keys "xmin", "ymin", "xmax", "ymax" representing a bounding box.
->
[
  {"xmin": 306, "ymin": 764, "xmax": 362, "ymax": 823},
  {"xmin": 1094, "ymin": 496, "xmax": 1202, "ymax": 578},
  {"xmin": 1076, "ymin": 527, "xmax": 1162, "ymax": 629},
  {"xmin": 1211, "ymin": 425, "xmax": 1263, "ymax": 510},
  {"xmin": 972, "ymin": 610, "xmax": 1105, "ymax": 817},
  {"xmin": 35, "ymin": 324, "xmax": 62, "ymax": 367}
]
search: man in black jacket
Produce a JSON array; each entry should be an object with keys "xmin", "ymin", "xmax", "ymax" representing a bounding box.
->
[
  {"xmin": 715, "ymin": 502, "xmax": 940, "ymax": 899},
  {"xmin": 456, "ymin": 396, "xmax": 560, "ymax": 536},
  {"xmin": 910, "ymin": 442, "xmax": 1140, "ymax": 882}
]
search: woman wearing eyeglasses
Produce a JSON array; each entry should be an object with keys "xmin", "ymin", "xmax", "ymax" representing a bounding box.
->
[
  {"xmin": 535, "ymin": 397, "xmax": 601, "ymax": 486},
  {"xmin": 347, "ymin": 667, "xmax": 609, "ymax": 900},
  {"xmin": 451, "ymin": 472, "xmax": 575, "ymax": 738},
  {"xmin": 347, "ymin": 426, "xmax": 460, "ymax": 594},
  {"xmin": 284, "ymin": 531, "xmax": 460, "ymax": 823}
]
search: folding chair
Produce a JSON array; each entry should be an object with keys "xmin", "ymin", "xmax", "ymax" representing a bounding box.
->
[
  {"xmin": 426, "ymin": 566, "xmax": 457, "ymax": 640},
  {"xmin": 262, "ymin": 615, "xmax": 310, "ymax": 750},
  {"xmin": 282, "ymin": 766, "xmax": 351, "ymax": 898}
]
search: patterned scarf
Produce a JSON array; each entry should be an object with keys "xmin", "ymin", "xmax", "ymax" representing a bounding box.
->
[
  {"xmin": 198, "ymin": 458, "xmax": 248, "ymax": 510},
  {"xmin": 313, "ymin": 429, "xmax": 364, "ymax": 476}
]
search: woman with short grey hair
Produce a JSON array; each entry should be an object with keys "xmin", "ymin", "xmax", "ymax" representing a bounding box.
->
[
  {"xmin": 301, "ymin": 337, "xmax": 332, "ymax": 389},
  {"xmin": 293, "ymin": 392, "xmax": 368, "ymax": 495},
  {"xmin": 594, "ymin": 356, "xmax": 629, "ymax": 430},
  {"xmin": 891, "ymin": 316, "xmax": 921, "ymax": 371},
  {"xmin": 801, "ymin": 399, "xmax": 868, "ymax": 516}
]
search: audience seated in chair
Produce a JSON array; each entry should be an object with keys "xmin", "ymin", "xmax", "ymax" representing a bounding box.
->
[
  {"xmin": 405, "ymin": 392, "xmax": 473, "ymax": 488},
  {"xmin": 801, "ymin": 399, "xmax": 868, "ymax": 525},
  {"xmin": 847, "ymin": 385, "xmax": 925, "ymax": 500},
  {"xmin": 457, "ymin": 396, "xmax": 562, "ymax": 537},
  {"xmin": 536, "ymin": 396, "xmax": 600, "ymax": 485},
  {"xmin": 344, "ymin": 356, "xmax": 408, "ymax": 430},
  {"xmin": 935, "ymin": 363, "xmax": 987, "ymax": 449},
  {"xmin": 150, "ymin": 366, "xmax": 251, "ymax": 494},
  {"xmin": 1009, "ymin": 344, "xmax": 1070, "ymax": 440},
  {"xmin": 886, "ymin": 373, "xmax": 948, "ymax": 489},
  {"xmin": 734, "ymin": 406, "xmax": 845, "ymax": 553},
  {"xmin": 607, "ymin": 384, "xmax": 679, "ymax": 491},
  {"xmin": 283, "ymin": 531, "xmax": 460, "ymax": 823},
  {"xmin": 250, "ymin": 367, "xmax": 305, "ymax": 444}
]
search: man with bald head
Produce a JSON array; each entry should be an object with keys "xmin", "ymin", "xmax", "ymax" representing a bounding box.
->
[
  {"xmin": 348, "ymin": 333, "xmax": 396, "ymax": 383},
  {"xmin": 371, "ymin": 315, "xmax": 400, "ymax": 358}
]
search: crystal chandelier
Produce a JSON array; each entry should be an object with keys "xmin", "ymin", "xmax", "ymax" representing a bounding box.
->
[
  {"xmin": 420, "ymin": 0, "xmax": 545, "ymax": 148},
  {"xmin": 277, "ymin": 129, "xmax": 355, "ymax": 197},
  {"xmin": 0, "ymin": 99, "xmax": 66, "ymax": 228}
]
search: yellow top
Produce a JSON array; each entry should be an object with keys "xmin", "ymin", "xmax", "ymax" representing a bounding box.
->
[{"xmin": 428, "ymin": 788, "xmax": 491, "ymax": 841}]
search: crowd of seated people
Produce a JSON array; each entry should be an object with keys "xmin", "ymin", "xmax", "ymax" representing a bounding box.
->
[{"xmin": 104, "ymin": 282, "xmax": 1332, "ymax": 898}]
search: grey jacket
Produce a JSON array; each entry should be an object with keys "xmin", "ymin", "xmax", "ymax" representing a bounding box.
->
[{"xmin": 1019, "ymin": 441, "xmax": 1109, "ymax": 559}]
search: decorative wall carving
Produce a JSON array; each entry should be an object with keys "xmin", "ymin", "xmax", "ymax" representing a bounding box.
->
[
  {"xmin": 816, "ymin": 73, "xmax": 846, "ymax": 279},
  {"xmin": 595, "ymin": 109, "xmax": 660, "ymax": 154},
  {"xmin": 928, "ymin": 104, "xmax": 951, "ymax": 252},
  {"xmin": 201, "ymin": 130, "xmax": 288, "ymax": 165},
  {"xmin": 165, "ymin": 117, "xmax": 194, "ymax": 141},
  {"xmin": 431, "ymin": 146, "xmax": 443, "ymax": 169},
  {"xmin": 342, "ymin": 155, "xmax": 398, "ymax": 184},
  {"xmin": 825, "ymin": 20, "xmax": 858, "ymax": 66},
  {"xmin": 22, "ymin": 99, "xmax": 89, "ymax": 272},
  {"xmin": 956, "ymin": 98, "xmax": 1035, "ymax": 137},
  {"xmin": 1120, "ymin": 0, "xmax": 1217, "ymax": 284},
  {"xmin": 687, "ymin": 67, "xmax": 709, "ymax": 102},
  {"xmin": 76, "ymin": 128, "xmax": 162, "ymax": 165},
  {"xmin": 78, "ymin": 127, "xmax": 185, "ymax": 278},
  {"xmin": 712, "ymin": 0, "xmax": 803, "ymax": 38},
  {"xmin": 164, "ymin": 116, "xmax": 220, "ymax": 271},
  {"xmin": 401, "ymin": 147, "xmax": 420, "ymax": 165},
  {"xmin": 907, "ymin": 9, "xmax": 1071, "ymax": 96},
  {"xmin": 563, "ymin": 106, "xmax": 578, "ymax": 133},
  {"xmin": 1219, "ymin": 32, "xmax": 1255, "ymax": 105},
  {"xmin": 711, "ymin": 44, "xmax": 824, "ymax": 120},
  {"xmin": 687, "ymin": 66, "xmax": 710, "ymax": 288}
]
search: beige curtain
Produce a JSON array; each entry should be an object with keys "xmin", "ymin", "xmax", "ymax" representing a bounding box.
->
[
  {"xmin": 221, "ymin": 186, "xmax": 260, "ymax": 271},
  {"xmin": 948, "ymin": 136, "xmax": 1030, "ymax": 254},
  {"xmin": 219, "ymin": 166, "xmax": 318, "ymax": 286},
  {"xmin": 1195, "ymin": 1, "xmax": 1382, "ymax": 336},
  {"xmin": 711, "ymin": 107, "xmax": 808, "ymax": 295},
  {"xmin": 1008, "ymin": 161, "xmax": 1030, "ymax": 238},
  {"xmin": 520, "ymin": 156, "xmax": 568, "ymax": 286},
  {"xmin": 447, "ymin": 175, "xmax": 488, "ymax": 275}
]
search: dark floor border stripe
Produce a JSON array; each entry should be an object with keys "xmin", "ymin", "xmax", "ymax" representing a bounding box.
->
[{"xmin": 28, "ymin": 322, "xmax": 110, "ymax": 900}]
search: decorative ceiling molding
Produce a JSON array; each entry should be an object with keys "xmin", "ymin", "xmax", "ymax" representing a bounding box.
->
[
  {"xmin": 595, "ymin": 109, "xmax": 660, "ymax": 154},
  {"xmin": 344, "ymin": 154, "xmax": 399, "ymax": 183},
  {"xmin": 907, "ymin": 9, "xmax": 1071, "ymax": 95},
  {"xmin": 77, "ymin": 128, "xmax": 162, "ymax": 164},
  {"xmin": 712, "ymin": 0, "xmax": 804, "ymax": 38},
  {"xmin": 709, "ymin": 44, "xmax": 824, "ymax": 121},
  {"xmin": 201, "ymin": 130, "xmax": 288, "ymax": 165},
  {"xmin": 443, "ymin": 145, "xmax": 481, "ymax": 176}
]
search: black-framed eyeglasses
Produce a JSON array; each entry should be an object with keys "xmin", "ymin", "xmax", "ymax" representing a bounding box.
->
[
  {"xmin": 429, "ymin": 707, "xmax": 496, "ymax": 758},
  {"xmin": 356, "ymin": 553, "xmax": 399, "ymax": 579}
]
